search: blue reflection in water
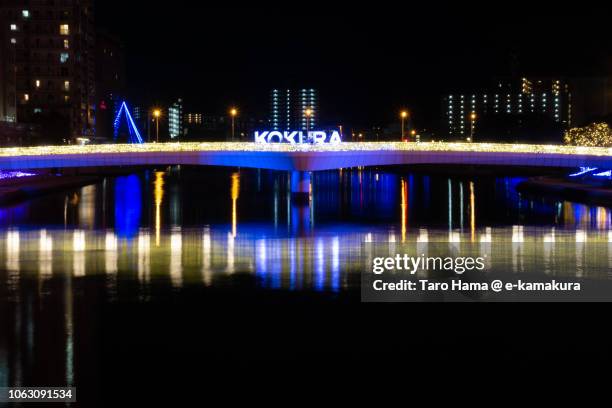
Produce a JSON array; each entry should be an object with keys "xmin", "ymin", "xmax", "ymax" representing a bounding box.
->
[
  {"xmin": 314, "ymin": 239, "xmax": 325, "ymax": 291},
  {"xmin": 573, "ymin": 204, "xmax": 587, "ymax": 227},
  {"xmin": 331, "ymin": 237, "xmax": 340, "ymax": 292},
  {"xmin": 289, "ymin": 239, "xmax": 296, "ymax": 290},
  {"xmin": 291, "ymin": 203, "xmax": 311, "ymax": 235},
  {"xmin": 114, "ymin": 175, "xmax": 142, "ymax": 238},
  {"xmin": 256, "ymin": 239, "xmax": 267, "ymax": 286},
  {"xmin": 0, "ymin": 205, "xmax": 28, "ymax": 225},
  {"xmin": 314, "ymin": 170, "xmax": 398, "ymax": 220}
]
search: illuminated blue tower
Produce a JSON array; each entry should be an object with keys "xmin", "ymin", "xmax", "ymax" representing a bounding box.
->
[{"xmin": 113, "ymin": 101, "xmax": 144, "ymax": 144}]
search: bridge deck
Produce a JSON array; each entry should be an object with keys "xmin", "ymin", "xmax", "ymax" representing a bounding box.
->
[{"xmin": 0, "ymin": 142, "xmax": 611, "ymax": 171}]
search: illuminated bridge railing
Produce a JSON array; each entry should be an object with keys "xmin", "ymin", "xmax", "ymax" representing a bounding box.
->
[{"xmin": 0, "ymin": 142, "xmax": 611, "ymax": 171}]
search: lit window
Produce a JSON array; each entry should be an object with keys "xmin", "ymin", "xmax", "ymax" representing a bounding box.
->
[
  {"xmin": 60, "ymin": 53, "xmax": 69, "ymax": 63},
  {"xmin": 60, "ymin": 24, "xmax": 70, "ymax": 35},
  {"xmin": 10, "ymin": 38, "xmax": 16, "ymax": 44},
  {"xmin": 24, "ymin": 94, "xmax": 29, "ymax": 102},
  {"xmin": 64, "ymin": 81, "xmax": 70, "ymax": 91},
  {"xmin": 64, "ymin": 39, "xmax": 69, "ymax": 49},
  {"xmin": 22, "ymin": 10, "xmax": 30, "ymax": 18},
  {"xmin": 10, "ymin": 24, "xmax": 17, "ymax": 31},
  {"xmin": 35, "ymin": 80, "xmax": 41, "ymax": 88}
]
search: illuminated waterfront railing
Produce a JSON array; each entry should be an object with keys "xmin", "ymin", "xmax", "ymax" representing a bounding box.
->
[{"xmin": 1, "ymin": 141, "xmax": 612, "ymax": 157}]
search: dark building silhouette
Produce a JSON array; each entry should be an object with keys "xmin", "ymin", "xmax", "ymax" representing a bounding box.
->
[
  {"xmin": 570, "ymin": 77, "xmax": 612, "ymax": 126},
  {"xmin": 95, "ymin": 30, "xmax": 126, "ymax": 141},
  {"xmin": 184, "ymin": 113, "xmax": 265, "ymax": 141}
]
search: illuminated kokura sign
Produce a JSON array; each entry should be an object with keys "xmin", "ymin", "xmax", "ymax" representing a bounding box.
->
[{"xmin": 254, "ymin": 130, "xmax": 342, "ymax": 144}]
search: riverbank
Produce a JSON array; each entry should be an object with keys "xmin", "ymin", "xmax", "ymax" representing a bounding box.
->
[
  {"xmin": 518, "ymin": 176, "xmax": 612, "ymax": 205},
  {"xmin": 0, "ymin": 173, "xmax": 102, "ymax": 206},
  {"xmin": 0, "ymin": 166, "xmax": 157, "ymax": 207}
]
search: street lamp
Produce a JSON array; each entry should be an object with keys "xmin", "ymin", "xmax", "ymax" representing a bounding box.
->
[
  {"xmin": 305, "ymin": 108, "xmax": 313, "ymax": 132},
  {"xmin": 11, "ymin": 39, "xmax": 17, "ymax": 123},
  {"xmin": 400, "ymin": 111, "xmax": 409, "ymax": 141},
  {"xmin": 153, "ymin": 109, "xmax": 161, "ymax": 143},
  {"xmin": 469, "ymin": 112, "xmax": 477, "ymax": 143},
  {"xmin": 230, "ymin": 107, "xmax": 238, "ymax": 141}
]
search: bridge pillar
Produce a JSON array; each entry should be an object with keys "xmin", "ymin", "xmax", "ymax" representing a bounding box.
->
[
  {"xmin": 289, "ymin": 171, "xmax": 312, "ymax": 235},
  {"xmin": 290, "ymin": 171, "xmax": 311, "ymax": 204}
]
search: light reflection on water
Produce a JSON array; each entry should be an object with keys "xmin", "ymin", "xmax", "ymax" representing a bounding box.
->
[
  {"xmin": 2, "ymin": 167, "xmax": 612, "ymax": 390},
  {"xmin": 0, "ymin": 167, "xmax": 611, "ymax": 289},
  {"xmin": 2, "ymin": 226, "xmax": 612, "ymax": 293},
  {"xmin": 0, "ymin": 168, "xmax": 611, "ymax": 289}
]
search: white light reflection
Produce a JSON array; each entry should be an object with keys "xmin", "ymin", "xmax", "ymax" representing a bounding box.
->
[
  {"xmin": 170, "ymin": 228, "xmax": 182, "ymax": 288},
  {"xmin": 226, "ymin": 232, "xmax": 235, "ymax": 274},
  {"xmin": 39, "ymin": 229, "xmax": 53, "ymax": 278},
  {"xmin": 512, "ymin": 226, "xmax": 524, "ymax": 274},
  {"xmin": 73, "ymin": 230, "xmax": 85, "ymax": 277},
  {"xmin": 512, "ymin": 225, "xmax": 524, "ymax": 243},
  {"xmin": 105, "ymin": 232, "xmax": 118, "ymax": 276},
  {"xmin": 7, "ymin": 230, "xmax": 20, "ymax": 295},
  {"xmin": 448, "ymin": 232, "xmax": 461, "ymax": 243},
  {"xmin": 138, "ymin": 231, "xmax": 151, "ymax": 283},
  {"xmin": 576, "ymin": 229, "xmax": 586, "ymax": 278},
  {"xmin": 480, "ymin": 227, "xmax": 492, "ymax": 243},
  {"xmin": 543, "ymin": 228, "xmax": 555, "ymax": 275},
  {"xmin": 256, "ymin": 239, "xmax": 267, "ymax": 285},
  {"xmin": 7, "ymin": 229, "xmax": 20, "ymax": 272},
  {"xmin": 202, "ymin": 227, "xmax": 212, "ymax": 286}
]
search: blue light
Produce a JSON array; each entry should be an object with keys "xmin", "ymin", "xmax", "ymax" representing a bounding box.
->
[
  {"xmin": 113, "ymin": 101, "xmax": 144, "ymax": 144},
  {"xmin": 114, "ymin": 175, "xmax": 142, "ymax": 238},
  {"xmin": 593, "ymin": 170, "xmax": 612, "ymax": 178},
  {"xmin": 568, "ymin": 167, "xmax": 597, "ymax": 177}
]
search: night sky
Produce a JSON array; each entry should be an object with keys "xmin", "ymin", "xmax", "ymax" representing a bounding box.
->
[{"xmin": 96, "ymin": 2, "xmax": 611, "ymax": 129}]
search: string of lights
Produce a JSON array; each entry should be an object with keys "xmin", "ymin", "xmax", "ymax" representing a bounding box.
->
[
  {"xmin": 564, "ymin": 123, "xmax": 612, "ymax": 148},
  {"xmin": 1, "ymin": 142, "xmax": 612, "ymax": 158},
  {"xmin": 113, "ymin": 101, "xmax": 144, "ymax": 144}
]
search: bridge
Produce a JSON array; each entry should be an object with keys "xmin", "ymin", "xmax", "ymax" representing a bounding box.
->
[{"xmin": 0, "ymin": 142, "xmax": 611, "ymax": 172}]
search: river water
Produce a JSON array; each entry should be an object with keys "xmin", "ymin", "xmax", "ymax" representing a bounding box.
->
[{"xmin": 1, "ymin": 166, "xmax": 612, "ymax": 403}]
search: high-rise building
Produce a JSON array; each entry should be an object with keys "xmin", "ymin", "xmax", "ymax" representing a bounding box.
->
[
  {"xmin": 443, "ymin": 78, "xmax": 572, "ymax": 142},
  {"xmin": 168, "ymin": 98, "xmax": 183, "ymax": 139},
  {"xmin": 270, "ymin": 88, "xmax": 318, "ymax": 131},
  {"xmin": 0, "ymin": 1, "xmax": 96, "ymax": 143}
]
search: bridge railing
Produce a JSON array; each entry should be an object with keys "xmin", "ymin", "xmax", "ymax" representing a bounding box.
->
[{"xmin": 1, "ymin": 142, "xmax": 612, "ymax": 158}]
